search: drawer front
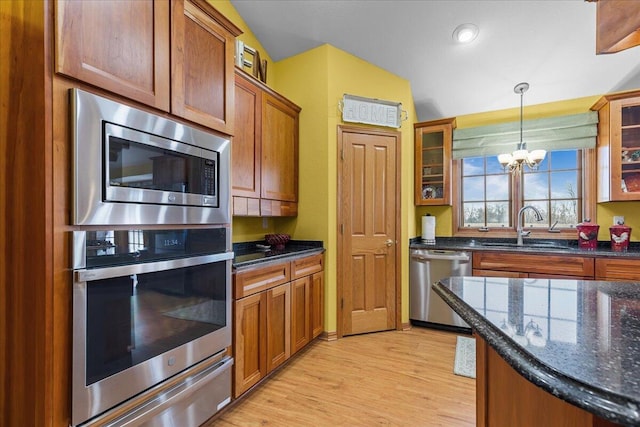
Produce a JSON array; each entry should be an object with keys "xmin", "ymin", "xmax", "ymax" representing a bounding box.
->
[
  {"xmin": 234, "ymin": 262, "xmax": 290, "ymax": 298},
  {"xmin": 473, "ymin": 269, "xmax": 528, "ymax": 278},
  {"xmin": 260, "ymin": 199, "xmax": 298, "ymax": 217},
  {"xmin": 291, "ymin": 253, "xmax": 324, "ymax": 279},
  {"xmin": 473, "ymin": 252, "xmax": 594, "ymax": 278},
  {"xmin": 595, "ymin": 257, "xmax": 640, "ymax": 281},
  {"xmin": 233, "ymin": 197, "xmax": 260, "ymax": 216}
]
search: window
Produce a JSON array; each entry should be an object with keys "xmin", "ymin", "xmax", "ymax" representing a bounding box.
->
[
  {"xmin": 455, "ymin": 148, "xmax": 594, "ymax": 236},
  {"xmin": 461, "ymin": 156, "xmax": 511, "ymax": 228}
]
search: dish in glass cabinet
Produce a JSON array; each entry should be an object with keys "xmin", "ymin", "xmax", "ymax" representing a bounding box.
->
[
  {"xmin": 422, "ymin": 186, "xmax": 435, "ymax": 199},
  {"xmin": 623, "ymin": 173, "xmax": 640, "ymax": 192}
]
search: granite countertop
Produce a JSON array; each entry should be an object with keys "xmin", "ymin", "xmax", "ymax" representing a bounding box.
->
[
  {"xmin": 434, "ymin": 276, "xmax": 640, "ymax": 426},
  {"xmin": 232, "ymin": 240, "xmax": 324, "ymax": 269},
  {"xmin": 410, "ymin": 236, "xmax": 640, "ymax": 258}
]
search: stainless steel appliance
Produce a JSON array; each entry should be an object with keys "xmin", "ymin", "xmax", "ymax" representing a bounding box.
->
[
  {"xmin": 71, "ymin": 88, "xmax": 230, "ymax": 226},
  {"xmin": 71, "ymin": 228, "xmax": 233, "ymax": 426},
  {"xmin": 409, "ymin": 248, "xmax": 472, "ymax": 332}
]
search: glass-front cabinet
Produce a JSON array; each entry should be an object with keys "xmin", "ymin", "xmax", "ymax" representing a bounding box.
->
[
  {"xmin": 593, "ymin": 91, "xmax": 640, "ymax": 201},
  {"xmin": 414, "ymin": 118, "xmax": 455, "ymax": 205}
]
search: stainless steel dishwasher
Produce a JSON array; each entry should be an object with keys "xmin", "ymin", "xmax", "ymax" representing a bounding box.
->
[{"xmin": 409, "ymin": 248, "xmax": 472, "ymax": 332}]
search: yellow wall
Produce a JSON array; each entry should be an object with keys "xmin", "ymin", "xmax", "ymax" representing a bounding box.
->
[
  {"xmin": 273, "ymin": 44, "xmax": 417, "ymax": 332},
  {"xmin": 597, "ymin": 202, "xmax": 639, "ymax": 241},
  {"xmin": 416, "ymin": 95, "xmax": 640, "ymax": 241}
]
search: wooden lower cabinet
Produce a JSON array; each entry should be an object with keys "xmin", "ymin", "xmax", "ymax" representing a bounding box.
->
[
  {"xmin": 595, "ymin": 257, "xmax": 640, "ymax": 281},
  {"xmin": 473, "ymin": 251, "xmax": 595, "ymax": 279},
  {"xmin": 233, "ymin": 253, "xmax": 324, "ymax": 398},
  {"xmin": 310, "ymin": 271, "xmax": 324, "ymax": 339},
  {"xmin": 291, "ymin": 269, "xmax": 325, "ymax": 353},
  {"xmin": 476, "ymin": 336, "xmax": 620, "ymax": 427},
  {"xmin": 234, "ymin": 282, "xmax": 290, "ymax": 398},
  {"xmin": 266, "ymin": 283, "xmax": 291, "ymax": 372},
  {"xmin": 472, "ymin": 269, "xmax": 528, "ymax": 278},
  {"xmin": 291, "ymin": 276, "xmax": 311, "ymax": 353}
]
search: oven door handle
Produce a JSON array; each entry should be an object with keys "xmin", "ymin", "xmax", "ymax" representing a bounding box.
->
[{"xmin": 75, "ymin": 252, "xmax": 234, "ymax": 282}]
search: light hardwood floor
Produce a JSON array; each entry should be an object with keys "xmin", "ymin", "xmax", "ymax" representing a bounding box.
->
[{"xmin": 208, "ymin": 327, "xmax": 476, "ymax": 426}]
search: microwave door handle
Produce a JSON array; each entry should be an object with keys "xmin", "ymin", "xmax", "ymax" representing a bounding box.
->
[{"xmin": 75, "ymin": 251, "xmax": 234, "ymax": 282}]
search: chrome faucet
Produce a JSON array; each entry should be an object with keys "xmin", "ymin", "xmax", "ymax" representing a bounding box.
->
[{"xmin": 517, "ymin": 205, "xmax": 544, "ymax": 246}]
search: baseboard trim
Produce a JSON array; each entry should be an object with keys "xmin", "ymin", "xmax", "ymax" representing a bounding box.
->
[{"xmin": 320, "ymin": 331, "xmax": 338, "ymax": 341}]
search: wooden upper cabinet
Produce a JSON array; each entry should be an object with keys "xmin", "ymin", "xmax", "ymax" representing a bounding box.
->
[
  {"xmin": 261, "ymin": 92, "xmax": 300, "ymax": 202},
  {"xmin": 592, "ymin": 90, "xmax": 640, "ymax": 202},
  {"xmin": 595, "ymin": 0, "xmax": 640, "ymax": 54},
  {"xmin": 414, "ymin": 118, "xmax": 456, "ymax": 206},
  {"xmin": 55, "ymin": 0, "xmax": 241, "ymax": 133},
  {"xmin": 55, "ymin": 0, "xmax": 171, "ymax": 111},
  {"xmin": 171, "ymin": 0, "xmax": 240, "ymax": 134},
  {"xmin": 232, "ymin": 69, "xmax": 301, "ymax": 217},
  {"xmin": 232, "ymin": 70, "xmax": 262, "ymax": 200}
]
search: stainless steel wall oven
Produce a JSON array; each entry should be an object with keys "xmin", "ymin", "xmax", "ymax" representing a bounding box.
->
[
  {"xmin": 71, "ymin": 228, "xmax": 233, "ymax": 426},
  {"xmin": 71, "ymin": 88, "xmax": 231, "ymax": 226}
]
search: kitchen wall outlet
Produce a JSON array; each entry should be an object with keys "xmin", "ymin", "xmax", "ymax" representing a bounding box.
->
[
  {"xmin": 613, "ymin": 216, "xmax": 625, "ymax": 225},
  {"xmin": 262, "ymin": 217, "xmax": 269, "ymax": 229}
]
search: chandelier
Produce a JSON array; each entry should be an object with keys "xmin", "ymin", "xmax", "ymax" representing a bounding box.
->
[{"xmin": 498, "ymin": 82, "xmax": 546, "ymax": 173}]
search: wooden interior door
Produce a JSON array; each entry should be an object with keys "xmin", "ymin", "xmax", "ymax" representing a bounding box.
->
[{"xmin": 338, "ymin": 125, "xmax": 400, "ymax": 336}]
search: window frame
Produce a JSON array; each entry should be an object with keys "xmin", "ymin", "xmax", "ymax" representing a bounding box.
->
[{"xmin": 452, "ymin": 148, "xmax": 596, "ymax": 239}]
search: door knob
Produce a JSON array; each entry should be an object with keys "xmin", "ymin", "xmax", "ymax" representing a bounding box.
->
[{"xmin": 385, "ymin": 239, "xmax": 394, "ymax": 247}]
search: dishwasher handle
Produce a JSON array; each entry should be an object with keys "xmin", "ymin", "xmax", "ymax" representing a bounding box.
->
[{"xmin": 411, "ymin": 251, "xmax": 470, "ymax": 262}]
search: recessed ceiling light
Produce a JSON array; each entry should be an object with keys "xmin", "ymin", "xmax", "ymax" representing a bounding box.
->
[{"xmin": 453, "ymin": 23, "xmax": 479, "ymax": 44}]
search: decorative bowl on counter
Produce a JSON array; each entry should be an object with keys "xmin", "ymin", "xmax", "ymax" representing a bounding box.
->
[{"xmin": 265, "ymin": 233, "xmax": 290, "ymax": 250}]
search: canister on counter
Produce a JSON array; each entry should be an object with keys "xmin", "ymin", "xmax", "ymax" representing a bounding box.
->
[
  {"xmin": 576, "ymin": 219, "xmax": 599, "ymax": 250},
  {"xmin": 610, "ymin": 222, "xmax": 632, "ymax": 252}
]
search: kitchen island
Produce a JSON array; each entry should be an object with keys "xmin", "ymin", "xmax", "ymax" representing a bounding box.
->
[{"xmin": 434, "ymin": 277, "xmax": 640, "ymax": 427}]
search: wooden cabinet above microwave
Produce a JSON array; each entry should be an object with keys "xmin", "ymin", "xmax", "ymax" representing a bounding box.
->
[{"xmin": 54, "ymin": 0, "xmax": 241, "ymax": 135}]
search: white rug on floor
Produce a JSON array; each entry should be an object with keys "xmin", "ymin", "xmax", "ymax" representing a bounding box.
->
[{"xmin": 454, "ymin": 335, "xmax": 476, "ymax": 379}]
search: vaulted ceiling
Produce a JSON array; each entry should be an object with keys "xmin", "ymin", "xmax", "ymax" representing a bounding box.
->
[{"xmin": 230, "ymin": 0, "xmax": 640, "ymax": 121}]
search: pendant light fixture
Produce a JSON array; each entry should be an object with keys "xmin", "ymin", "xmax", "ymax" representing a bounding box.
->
[{"xmin": 498, "ymin": 82, "xmax": 546, "ymax": 173}]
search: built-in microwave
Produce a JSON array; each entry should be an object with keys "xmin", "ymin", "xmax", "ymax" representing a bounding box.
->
[{"xmin": 71, "ymin": 88, "xmax": 231, "ymax": 226}]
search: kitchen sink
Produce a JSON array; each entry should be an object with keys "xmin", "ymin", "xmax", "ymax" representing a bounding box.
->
[{"xmin": 480, "ymin": 242, "xmax": 568, "ymax": 249}]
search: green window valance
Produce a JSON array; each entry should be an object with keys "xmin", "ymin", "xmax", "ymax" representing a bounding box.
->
[{"xmin": 452, "ymin": 111, "xmax": 598, "ymax": 159}]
